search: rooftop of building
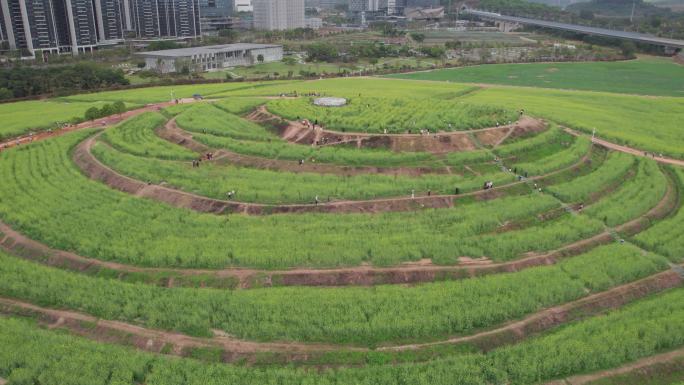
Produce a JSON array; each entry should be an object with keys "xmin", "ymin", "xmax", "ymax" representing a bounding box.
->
[{"xmin": 137, "ymin": 43, "xmax": 283, "ymax": 58}]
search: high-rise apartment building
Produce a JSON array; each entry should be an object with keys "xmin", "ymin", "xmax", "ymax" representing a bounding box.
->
[
  {"xmin": 94, "ymin": 0, "xmax": 127, "ymax": 41},
  {"xmin": 131, "ymin": 0, "xmax": 200, "ymax": 38},
  {"xmin": 130, "ymin": 0, "xmax": 159, "ymax": 38},
  {"xmin": 350, "ymin": 0, "xmax": 403, "ymax": 15},
  {"xmin": 0, "ymin": 4, "xmax": 6, "ymax": 44},
  {"xmin": 349, "ymin": 0, "xmax": 378, "ymax": 12},
  {"xmin": 253, "ymin": 0, "xmax": 304, "ymax": 30},
  {"xmin": 200, "ymin": 0, "xmax": 232, "ymax": 17},
  {"xmin": 64, "ymin": 0, "xmax": 99, "ymax": 51},
  {"xmin": 2, "ymin": 0, "xmax": 200, "ymax": 56}
]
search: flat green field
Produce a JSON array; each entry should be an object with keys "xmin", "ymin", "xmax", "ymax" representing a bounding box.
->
[
  {"xmin": 387, "ymin": 57, "xmax": 684, "ymax": 97},
  {"xmin": 420, "ymin": 30, "xmax": 536, "ymax": 46},
  {"xmin": 62, "ymin": 80, "xmax": 297, "ymax": 104},
  {"xmin": 207, "ymin": 62, "xmax": 354, "ymax": 80},
  {"xmin": 460, "ymin": 86, "xmax": 684, "ymax": 158},
  {"xmin": 0, "ymin": 100, "xmax": 137, "ymax": 140}
]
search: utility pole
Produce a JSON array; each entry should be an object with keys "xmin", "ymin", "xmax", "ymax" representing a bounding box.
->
[{"xmin": 630, "ymin": 0, "xmax": 636, "ymax": 23}]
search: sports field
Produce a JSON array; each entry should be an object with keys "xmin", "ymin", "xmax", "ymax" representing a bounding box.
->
[{"xmin": 0, "ymin": 58, "xmax": 683, "ymax": 385}]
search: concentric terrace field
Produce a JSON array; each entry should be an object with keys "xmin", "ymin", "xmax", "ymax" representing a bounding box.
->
[{"xmin": 0, "ymin": 60, "xmax": 683, "ymax": 385}]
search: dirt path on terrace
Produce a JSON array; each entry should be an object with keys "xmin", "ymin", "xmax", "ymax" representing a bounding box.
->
[
  {"xmin": 0, "ymin": 264, "xmax": 681, "ymax": 364},
  {"xmin": 247, "ymin": 105, "xmax": 546, "ymax": 154},
  {"xmin": 0, "ymin": 98, "xmax": 199, "ymax": 151},
  {"xmin": 160, "ymin": 119, "xmax": 453, "ymax": 177},
  {"xmin": 0, "ymin": 168, "xmax": 677, "ymax": 289},
  {"xmin": 0, "ymin": 297, "xmax": 361, "ymax": 364},
  {"xmin": 492, "ymin": 126, "xmax": 517, "ymax": 148},
  {"xmin": 545, "ymin": 347, "xmax": 684, "ymax": 385},
  {"xmin": 378, "ymin": 266, "xmax": 684, "ymax": 352},
  {"xmin": 563, "ymin": 127, "xmax": 684, "ymax": 168},
  {"xmin": 76, "ymin": 129, "xmax": 594, "ymax": 216}
]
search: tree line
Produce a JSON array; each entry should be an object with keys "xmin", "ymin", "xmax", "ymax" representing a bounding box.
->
[{"xmin": 0, "ymin": 62, "xmax": 129, "ymax": 100}]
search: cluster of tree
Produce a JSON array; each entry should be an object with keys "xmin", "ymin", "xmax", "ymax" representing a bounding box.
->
[
  {"xmin": 409, "ymin": 32, "xmax": 426, "ymax": 43},
  {"xmin": 84, "ymin": 101, "xmax": 127, "ymax": 121},
  {"xmin": 146, "ymin": 41, "xmax": 182, "ymax": 51},
  {"xmin": 305, "ymin": 42, "xmax": 340, "ymax": 62},
  {"xmin": 0, "ymin": 63, "xmax": 128, "ymax": 100},
  {"xmin": 348, "ymin": 42, "xmax": 410, "ymax": 59},
  {"xmin": 372, "ymin": 22, "xmax": 406, "ymax": 37},
  {"xmin": 419, "ymin": 46, "xmax": 446, "ymax": 58},
  {"xmin": 260, "ymin": 28, "xmax": 316, "ymax": 41}
]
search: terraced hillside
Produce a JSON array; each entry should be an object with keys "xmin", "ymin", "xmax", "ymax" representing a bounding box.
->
[{"xmin": 0, "ymin": 71, "xmax": 683, "ymax": 385}]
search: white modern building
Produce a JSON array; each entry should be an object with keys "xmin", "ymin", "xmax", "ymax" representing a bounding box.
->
[
  {"xmin": 138, "ymin": 43, "xmax": 283, "ymax": 73},
  {"xmin": 252, "ymin": 0, "xmax": 304, "ymax": 30},
  {"xmin": 305, "ymin": 17, "xmax": 322, "ymax": 29}
]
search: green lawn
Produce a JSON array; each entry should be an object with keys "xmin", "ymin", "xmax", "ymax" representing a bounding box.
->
[
  {"xmin": 420, "ymin": 30, "xmax": 534, "ymax": 46},
  {"xmin": 0, "ymin": 100, "xmax": 138, "ymax": 140},
  {"xmin": 387, "ymin": 57, "xmax": 684, "ymax": 97},
  {"xmin": 207, "ymin": 61, "xmax": 355, "ymax": 80},
  {"xmin": 460, "ymin": 86, "xmax": 684, "ymax": 158},
  {"xmin": 211, "ymin": 76, "xmax": 475, "ymax": 98},
  {"xmin": 62, "ymin": 80, "xmax": 298, "ymax": 104}
]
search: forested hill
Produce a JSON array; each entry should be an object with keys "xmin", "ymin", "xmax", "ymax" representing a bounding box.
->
[
  {"xmin": 567, "ymin": 0, "xmax": 674, "ymax": 17},
  {"xmin": 467, "ymin": 0, "xmax": 565, "ymax": 18}
]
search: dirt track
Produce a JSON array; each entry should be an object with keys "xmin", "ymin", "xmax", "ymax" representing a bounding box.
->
[
  {"xmin": 248, "ymin": 105, "xmax": 546, "ymax": 154},
  {"xmin": 564, "ymin": 127, "xmax": 684, "ymax": 168},
  {"xmin": 0, "ymin": 171, "xmax": 676, "ymax": 289},
  {"xmin": 159, "ymin": 119, "xmax": 453, "ymax": 177},
  {"xmin": 0, "ymin": 297, "xmax": 360, "ymax": 364},
  {"xmin": 0, "ymin": 99, "xmax": 198, "ymax": 151},
  {"xmin": 378, "ymin": 267, "xmax": 684, "ymax": 352},
  {"xmin": 0, "ymin": 263, "xmax": 681, "ymax": 364},
  {"xmin": 545, "ymin": 347, "xmax": 684, "ymax": 385},
  {"xmin": 74, "ymin": 129, "xmax": 595, "ymax": 215},
  {"xmin": 0, "ymin": 219, "xmax": 609, "ymax": 289}
]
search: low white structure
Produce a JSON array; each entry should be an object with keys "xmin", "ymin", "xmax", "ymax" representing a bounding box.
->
[
  {"xmin": 305, "ymin": 17, "xmax": 323, "ymax": 29},
  {"xmin": 235, "ymin": 0, "xmax": 253, "ymax": 12},
  {"xmin": 138, "ymin": 44, "xmax": 283, "ymax": 73},
  {"xmin": 313, "ymin": 97, "xmax": 347, "ymax": 107}
]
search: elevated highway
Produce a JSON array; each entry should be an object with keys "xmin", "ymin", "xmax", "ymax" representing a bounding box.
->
[{"xmin": 463, "ymin": 9, "xmax": 684, "ymax": 50}]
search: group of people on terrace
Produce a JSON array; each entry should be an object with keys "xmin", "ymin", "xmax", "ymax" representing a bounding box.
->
[{"xmin": 191, "ymin": 152, "xmax": 214, "ymax": 168}]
